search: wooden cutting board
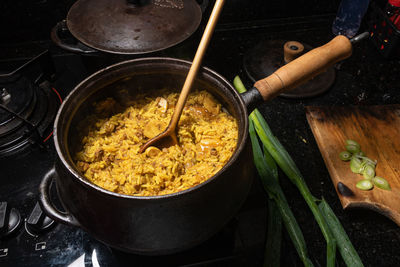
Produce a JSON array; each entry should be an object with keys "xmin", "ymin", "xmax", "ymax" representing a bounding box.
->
[{"xmin": 306, "ymin": 105, "xmax": 400, "ymax": 226}]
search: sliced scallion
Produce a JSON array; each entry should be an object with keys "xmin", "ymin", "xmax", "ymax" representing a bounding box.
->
[
  {"xmin": 339, "ymin": 151, "xmax": 352, "ymax": 161},
  {"xmin": 373, "ymin": 176, "xmax": 391, "ymax": 191},
  {"xmin": 346, "ymin": 144, "xmax": 360, "ymax": 154},
  {"xmin": 356, "ymin": 179, "xmax": 374, "ymax": 190},
  {"xmin": 362, "ymin": 164, "xmax": 375, "ymax": 180},
  {"xmin": 345, "ymin": 140, "xmax": 360, "ymax": 150},
  {"xmin": 350, "ymin": 157, "xmax": 363, "ymax": 174}
]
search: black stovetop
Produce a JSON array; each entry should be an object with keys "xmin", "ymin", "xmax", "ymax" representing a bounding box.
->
[
  {"xmin": 1, "ymin": 1, "xmax": 400, "ymax": 266},
  {"xmin": 0, "ymin": 51, "xmax": 270, "ymax": 266}
]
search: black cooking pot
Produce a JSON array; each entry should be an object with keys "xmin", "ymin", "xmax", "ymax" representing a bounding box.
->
[
  {"xmin": 40, "ymin": 57, "xmax": 255, "ymax": 255},
  {"xmin": 50, "ymin": 0, "xmax": 209, "ymax": 72},
  {"xmin": 51, "ymin": 0, "xmax": 208, "ymax": 55},
  {"xmin": 39, "ymin": 36, "xmax": 353, "ymax": 255}
]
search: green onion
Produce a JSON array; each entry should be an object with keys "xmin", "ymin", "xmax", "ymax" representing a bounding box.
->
[
  {"xmin": 345, "ymin": 140, "xmax": 361, "ymax": 150},
  {"xmin": 356, "ymin": 179, "xmax": 374, "ymax": 190},
  {"xmin": 264, "ymin": 199, "xmax": 282, "ymax": 267},
  {"xmin": 339, "ymin": 151, "xmax": 352, "ymax": 161},
  {"xmin": 249, "ymin": 120, "xmax": 314, "ymax": 267},
  {"xmin": 234, "ymin": 75, "xmax": 336, "ymax": 267},
  {"xmin": 339, "ymin": 140, "xmax": 389, "ymax": 191},
  {"xmin": 350, "ymin": 157, "xmax": 363, "ymax": 174},
  {"xmin": 259, "ymin": 126, "xmax": 282, "ymax": 267},
  {"xmin": 345, "ymin": 140, "xmax": 361, "ymax": 154},
  {"xmin": 359, "ymin": 157, "xmax": 377, "ymax": 166},
  {"xmin": 362, "ymin": 164, "xmax": 375, "ymax": 180},
  {"xmin": 319, "ymin": 199, "xmax": 364, "ymax": 267},
  {"xmin": 373, "ymin": 176, "xmax": 391, "ymax": 190},
  {"xmin": 355, "ymin": 151, "xmax": 366, "ymax": 157},
  {"xmin": 346, "ymin": 144, "xmax": 360, "ymax": 154}
]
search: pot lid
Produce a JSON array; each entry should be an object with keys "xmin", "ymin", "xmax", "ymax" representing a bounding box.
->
[{"xmin": 66, "ymin": 0, "xmax": 202, "ymax": 54}]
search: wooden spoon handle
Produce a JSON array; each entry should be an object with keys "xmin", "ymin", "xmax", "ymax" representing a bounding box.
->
[
  {"xmin": 168, "ymin": 0, "xmax": 225, "ymax": 130},
  {"xmin": 254, "ymin": 35, "xmax": 352, "ymax": 101}
]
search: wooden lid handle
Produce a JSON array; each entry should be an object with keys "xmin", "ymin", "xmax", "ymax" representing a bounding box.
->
[
  {"xmin": 254, "ymin": 35, "xmax": 352, "ymax": 101},
  {"xmin": 283, "ymin": 41, "xmax": 304, "ymax": 63}
]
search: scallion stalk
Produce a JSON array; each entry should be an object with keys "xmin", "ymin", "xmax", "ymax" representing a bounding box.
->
[
  {"xmin": 319, "ymin": 199, "xmax": 364, "ymax": 267},
  {"xmin": 234, "ymin": 76, "xmax": 336, "ymax": 267},
  {"xmin": 261, "ymin": 134, "xmax": 282, "ymax": 267},
  {"xmin": 249, "ymin": 120, "xmax": 314, "ymax": 267},
  {"xmin": 264, "ymin": 199, "xmax": 282, "ymax": 267}
]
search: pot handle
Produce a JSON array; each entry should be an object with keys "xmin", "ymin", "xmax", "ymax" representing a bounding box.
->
[
  {"xmin": 39, "ymin": 168, "xmax": 81, "ymax": 227},
  {"xmin": 253, "ymin": 35, "xmax": 352, "ymax": 102},
  {"xmin": 51, "ymin": 20, "xmax": 97, "ymax": 54}
]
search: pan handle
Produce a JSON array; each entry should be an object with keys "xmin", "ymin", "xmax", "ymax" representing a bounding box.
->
[
  {"xmin": 51, "ymin": 20, "xmax": 97, "ymax": 54},
  {"xmin": 246, "ymin": 35, "xmax": 352, "ymax": 105},
  {"xmin": 39, "ymin": 168, "xmax": 81, "ymax": 227}
]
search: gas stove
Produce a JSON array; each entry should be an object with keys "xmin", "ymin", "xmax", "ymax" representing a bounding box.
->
[
  {"xmin": 2, "ymin": 0, "xmax": 400, "ymax": 265},
  {"xmin": 0, "ymin": 51, "xmax": 61, "ymax": 157},
  {"xmin": 0, "ymin": 51, "xmax": 268, "ymax": 267}
]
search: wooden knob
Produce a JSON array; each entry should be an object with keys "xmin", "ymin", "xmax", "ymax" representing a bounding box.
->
[{"xmin": 283, "ymin": 41, "xmax": 305, "ymax": 63}]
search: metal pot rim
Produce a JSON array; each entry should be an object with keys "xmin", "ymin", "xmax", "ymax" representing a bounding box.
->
[{"xmin": 54, "ymin": 57, "xmax": 249, "ymax": 200}]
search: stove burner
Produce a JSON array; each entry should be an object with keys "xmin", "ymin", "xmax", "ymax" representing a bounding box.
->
[{"xmin": 0, "ymin": 51, "xmax": 61, "ymax": 157}]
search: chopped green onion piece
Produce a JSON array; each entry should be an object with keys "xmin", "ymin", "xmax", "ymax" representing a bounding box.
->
[
  {"xmin": 339, "ymin": 151, "xmax": 352, "ymax": 161},
  {"xmin": 362, "ymin": 165, "xmax": 375, "ymax": 180},
  {"xmin": 356, "ymin": 179, "xmax": 374, "ymax": 190},
  {"xmin": 373, "ymin": 176, "xmax": 391, "ymax": 191},
  {"xmin": 345, "ymin": 140, "xmax": 360, "ymax": 150},
  {"xmin": 360, "ymin": 157, "xmax": 377, "ymax": 166},
  {"xmin": 355, "ymin": 151, "xmax": 366, "ymax": 157},
  {"xmin": 346, "ymin": 144, "xmax": 360, "ymax": 154},
  {"xmin": 350, "ymin": 157, "xmax": 363, "ymax": 174}
]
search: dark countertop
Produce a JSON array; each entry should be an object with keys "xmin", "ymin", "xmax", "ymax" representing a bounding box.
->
[{"xmin": 1, "ymin": 0, "xmax": 400, "ymax": 266}]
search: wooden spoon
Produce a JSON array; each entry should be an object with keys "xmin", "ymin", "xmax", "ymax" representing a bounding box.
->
[{"xmin": 139, "ymin": 0, "xmax": 225, "ymax": 153}]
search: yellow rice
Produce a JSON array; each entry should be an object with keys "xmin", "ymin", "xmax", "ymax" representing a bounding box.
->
[{"xmin": 75, "ymin": 89, "xmax": 238, "ymax": 196}]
